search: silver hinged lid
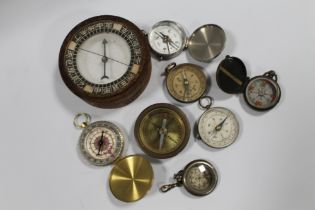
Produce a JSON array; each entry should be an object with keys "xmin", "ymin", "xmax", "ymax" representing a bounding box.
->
[{"xmin": 187, "ymin": 24, "xmax": 226, "ymax": 62}]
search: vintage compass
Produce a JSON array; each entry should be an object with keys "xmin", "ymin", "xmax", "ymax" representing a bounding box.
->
[
  {"xmin": 216, "ymin": 55, "xmax": 281, "ymax": 111},
  {"xmin": 59, "ymin": 15, "xmax": 151, "ymax": 108},
  {"xmin": 164, "ymin": 62, "xmax": 208, "ymax": 103},
  {"xmin": 147, "ymin": 20, "xmax": 226, "ymax": 62},
  {"xmin": 134, "ymin": 103, "xmax": 191, "ymax": 159},
  {"xmin": 196, "ymin": 96, "xmax": 239, "ymax": 148},
  {"xmin": 73, "ymin": 113, "xmax": 124, "ymax": 166},
  {"xmin": 109, "ymin": 155, "xmax": 154, "ymax": 202},
  {"xmin": 74, "ymin": 114, "xmax": 154, "ymax": 202},
  {"xmin": 160, "ymin": 159, "xmax": 218, "ymax": 196}
]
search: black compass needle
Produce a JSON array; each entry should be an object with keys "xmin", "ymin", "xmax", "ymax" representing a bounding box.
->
[
  {"xmin": 154, "ymin": 32, "xmax": 164, "ymax": 39},
  {"xmin": 101, "ymin": 39, "xmax": 109, "ymax": 80},
  {"xmin": 214, "ymin": 116, "xmax": 228, "ymax": 131},
  {"xmin": 97, "ymin": 131, "xmax": 105, "ymax": 156},
  {"xmin": 166, "ymin": 42, "xmax": 171, "ymax": 54},
  {"xmin": 159, "ymin": 32, "xmax": 179, "ymax": 50},
  {"xmin": 155, "ymin": 32, "xmax": 171, "ymax": 54},
  {"xmin": 181, "ymin": 70, "xmax": 190, "ymax": 100},
  {"xmin": 78, "ymin": 47, "xmax": 130, "ymax": 67}
]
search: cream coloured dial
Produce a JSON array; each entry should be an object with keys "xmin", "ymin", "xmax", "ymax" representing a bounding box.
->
[
  {"xmin": 198, "ymin": 107, "xmax": 239, "ymax": 148},
  {"xmin": 76, "ymin": 33, "xmax": 131, "ymax": 85},
  {"xmin": 148, "ymin": 21, "xmax": 186, "ymax": 59},
  {"xmin": 79, "ymin": 121, "xmax": 124, "ymax": 166}
]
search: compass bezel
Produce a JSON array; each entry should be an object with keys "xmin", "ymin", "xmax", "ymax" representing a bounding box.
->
[{"xmin": 59, "ymin": 15, "xmax": 151, "ymax": 108}]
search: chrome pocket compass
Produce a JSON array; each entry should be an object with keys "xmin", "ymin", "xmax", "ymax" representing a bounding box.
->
[
  {"xmin": 160, "ymin": 159, "xmax": 218, "ymax": 196},
  {"xmin": 73, "ymin": 113, "xmax": 124, "ymax": 166},
  {"xmin": 163, "ymin": 62, "xmax": 208, "ymax": 103},
  {"xmin": 216, "ymin": 55, "xmax": 281, "ymax": 111},
  {"xmin": 196, "ymin": 96, "xmax": 239, "ymax": 148},
  {"xmin": 147, "ymin": 20, "xmax": 225, "ymax": 62}
]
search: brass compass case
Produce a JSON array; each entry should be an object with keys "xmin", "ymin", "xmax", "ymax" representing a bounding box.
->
[
  {"xmin": 134, "ymin": 103, "xmax": 191, "ymax": 159},
  {"xmin": 109, "ymin": 155, "xmax": 154, "ymax": 202},
  {"xmin": 59, "ymin": 15, "xmax": 151, "ymax": 108},
  {"xmin": 165, "ymin": 63, "xmax": 208, "ymax": 103}
]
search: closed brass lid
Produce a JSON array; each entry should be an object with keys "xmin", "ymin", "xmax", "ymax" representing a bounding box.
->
[{"xmin": 109, "ymin": 155, "xmax": 154, "ymax": 202}]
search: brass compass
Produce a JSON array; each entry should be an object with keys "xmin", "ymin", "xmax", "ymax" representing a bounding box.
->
[
  {"xmin": 109, "ymin": 155, "xmax": 154, "ymax": 202},
  {"xmin": 134, "ymin": 103, "xmax": 191, "ymax": 159},
  {"xmin": 160, "ymin": 159, "xmax": 218, "ymax": 196},
  {"xmin": 164, "ymin": 62, "xmax": 208, "ymax": 103},
  {"xmin": 74, "ymin": 114, "xmax": 154, "ymax": 202}
]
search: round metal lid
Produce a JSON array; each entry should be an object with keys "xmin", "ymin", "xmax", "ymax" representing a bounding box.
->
[
  {"xmin": 187, "ymin": 24, "xmax": 226, "ymax": 62},
  {"xmin": 109, "ymin": 155, "xmax": 154, "ymax": 202},
  {"xmin": 216, "ymin": 55, "xmax": 249, "ymax": 94}
]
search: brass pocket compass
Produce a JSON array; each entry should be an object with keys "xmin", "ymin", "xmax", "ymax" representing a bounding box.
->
[
  {"xmin": 134, "ymin": 103, "xmax": 191, "ymax": 159},
  {"xmin": 74, "ymin": 113, "xmax": 154, "ymax": 202},
  {"xmin": 164, "ymin": 62, "xmax": 208, "ymax": 103},
  {"xmin": 216, "ymin": 55, "xmax": 281, "ymax": 111},
  {"xmin": 196, "ymin": 96, "xmax": 239, "ymax": 148},
  {"xmin": 160, "ymin": 159, "xmax": 218, "ymax": 196},
  {"xmin": 147, "ymin": 20, "xmax": 226, "ymax": 62}
]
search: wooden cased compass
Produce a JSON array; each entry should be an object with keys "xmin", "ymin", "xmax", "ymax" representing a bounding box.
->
[{"xmin": 59, "ymin": 15, "xmax": 151, "ymax": 108}]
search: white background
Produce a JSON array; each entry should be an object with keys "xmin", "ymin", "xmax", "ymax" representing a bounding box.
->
[{"xmin": 0, "ymin": 0, "xmax": 314, "ymax": 209}]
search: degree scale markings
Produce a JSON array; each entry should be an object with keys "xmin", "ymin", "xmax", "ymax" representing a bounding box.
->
[
  {"xmin": 198, "ymin": 107, "xmax": 239, "ymax": 148},
  {"xmin": 79, "ymin": 121, "xmax": 124, "ymax": 166},
  {"xmin": 64, "ymin": 21, "xmax": 142, "ymax": 96}
]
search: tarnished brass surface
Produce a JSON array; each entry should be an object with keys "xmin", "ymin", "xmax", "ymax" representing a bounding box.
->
[
  {"xmin": 166, "ymin": 63, "xmax": 207, "ymax": 103},
  {"xmin": 109, "ymin": 155, "xmax": 154, "ymax": 202},
  {"xmin": 135, "ymin": 103, "xmax": 190, "ymax": 159}
]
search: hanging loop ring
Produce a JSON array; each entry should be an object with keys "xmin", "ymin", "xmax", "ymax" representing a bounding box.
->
[
  {"xmin": 73, "ymin": 113, "xmax": 91, "ymax": 129},
  {"xmin": 264, "ymin": 70, "xmax": 278, "ymax": 82},
  {"xmin": 163, "ymin": 62, "xmax": 177, "ymax": 75},
  {"xmin": 199, "ymin": 96, "xmax": 213, "ymax": 110},
  {"xmin": 160, "ymin": 183, "xmax": 178, "ymax": 193}
]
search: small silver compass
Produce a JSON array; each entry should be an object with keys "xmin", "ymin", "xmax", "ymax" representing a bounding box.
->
[
  {"xmin": 147, "ymin": 20, "xmax": 226, "ymax": 62},
  {"xmin": 196, "ymin": 96, "xmax": 239, "ymax": 148},
  {"xmin": 160, "ymin": 159, "xmax": 218, "ymax": 196},
  {"xmin": 73, "ymin": 113, "xmax": 125, "ymax": 166}
]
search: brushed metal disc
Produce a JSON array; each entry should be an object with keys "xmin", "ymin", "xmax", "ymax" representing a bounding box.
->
[
  {"xmin": 109, "ymin": 155, "xmax": 154, "ymax": 202},
  {"xmin": 188, "ymin": 24, "xmax": 226, "ymax": 62}
]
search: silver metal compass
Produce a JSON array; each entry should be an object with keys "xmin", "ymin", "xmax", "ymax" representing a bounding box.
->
[
  {"xmin": 148, "ymin": 20, "xmax": 226, "ymax": 62},
  {"xmin": 160, "ymin": 159, "xmax": 218, "ymax": 196},
  {"xmin": 73, "ymin": 113, "xmax": 125, "ymax": 166},
  {"xmin": 196, "ymin": 96, "xmax": 239, "ymax": 148}
]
